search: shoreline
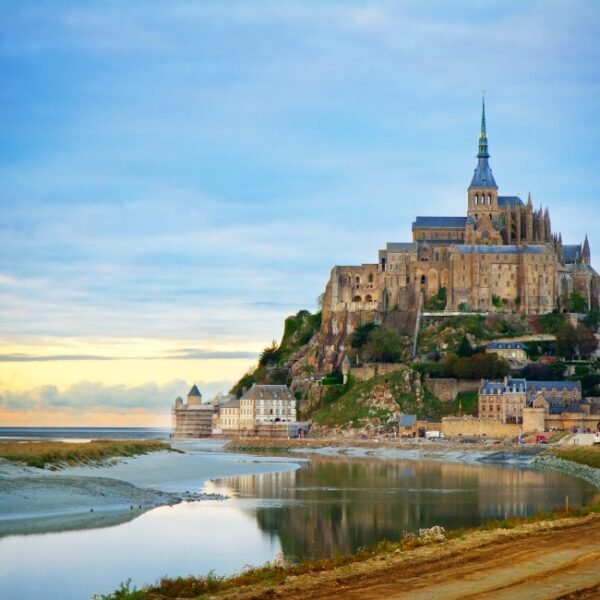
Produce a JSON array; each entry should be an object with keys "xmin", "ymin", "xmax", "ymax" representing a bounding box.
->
[{"xmin": 0, "ymin": 440, "xmax": 304, "ymax": 537}]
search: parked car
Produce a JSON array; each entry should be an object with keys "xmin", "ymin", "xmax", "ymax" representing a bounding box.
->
[{"xmin": 535, "ymin": 434, "xmax": 547, "ymax": 444}]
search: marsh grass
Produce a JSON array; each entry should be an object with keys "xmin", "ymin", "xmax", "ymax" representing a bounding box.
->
[
  {"xmin": 550, "ymin": 446, "xmax": 600, "ymax": 469},
  {"xmin": 0, "ymin": 439, "xmax": 171, "ymax": 468}
]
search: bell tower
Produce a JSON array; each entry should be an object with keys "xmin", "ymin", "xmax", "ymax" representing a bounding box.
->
[{"xmin": 467, "ymin": 96, "xmax": 499, "ymax": 221}]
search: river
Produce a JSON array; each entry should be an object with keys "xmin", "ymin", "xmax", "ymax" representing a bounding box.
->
[{"xmin": 0, "ymin": 445, "xmax": 598, "ymax": 599}]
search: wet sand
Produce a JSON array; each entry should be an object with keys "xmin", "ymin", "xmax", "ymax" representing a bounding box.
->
[{"xmin": 0, "ymin": 439, "xmax": 304, "ymax": 536}]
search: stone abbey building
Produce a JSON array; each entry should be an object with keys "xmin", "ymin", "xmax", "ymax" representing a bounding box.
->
[{"xmin": 323, "ymin": 101, "xmax": 599, "ymax": 318}]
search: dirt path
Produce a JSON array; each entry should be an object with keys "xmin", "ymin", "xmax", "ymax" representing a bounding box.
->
[{"xmin": 217, "ymin": 514, "xmax": 600, "ymax": 600}]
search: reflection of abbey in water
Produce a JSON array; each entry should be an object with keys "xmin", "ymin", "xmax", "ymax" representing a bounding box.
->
[
  {"xmin": 323, "ymin": 100, "xmax": 599, "ymax": 317},
  {"xmin": 214, "ymin": 457, "xmax": 597, "ymax": 561}
]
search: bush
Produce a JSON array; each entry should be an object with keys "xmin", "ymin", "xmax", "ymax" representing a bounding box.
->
[
  {"xmin": 539, "ymin": 311, "xmax": 565, "ymax": 335},
  {"xmin": 567, "ymin": 292, "xmax": 588, "ymax": 313},
  {"xmin": 351, "ymin": 322, "xmax": 378, "ymax": 349}
]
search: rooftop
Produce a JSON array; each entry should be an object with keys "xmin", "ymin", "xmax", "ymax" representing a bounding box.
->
[{"xmin": 412, "ymin": 216, "xmax": 467, "ymax": 229}]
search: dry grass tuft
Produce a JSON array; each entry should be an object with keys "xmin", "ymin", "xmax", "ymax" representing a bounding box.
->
[{"xmin": 0, "ymin": 439, "xmax": 171, "ymax": 468}]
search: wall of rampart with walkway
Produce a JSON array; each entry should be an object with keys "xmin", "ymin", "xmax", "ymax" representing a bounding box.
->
[
  {"xmin": 442, "ymin": 416, "xmax": 521, "ymax": 438},
  {"xmin": 426, "ymin": 377, "xmax": 480, "ymax": 402}
]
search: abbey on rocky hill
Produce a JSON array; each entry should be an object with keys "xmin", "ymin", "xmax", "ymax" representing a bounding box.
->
[{"xmin": 323, "ymin": 100, "xmax": 599, "ymax": 318}]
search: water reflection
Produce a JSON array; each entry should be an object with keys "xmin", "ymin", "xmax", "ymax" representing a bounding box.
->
[{"xmin": 212, "ymin": 456, "xmax": 600, "ymax": 561}]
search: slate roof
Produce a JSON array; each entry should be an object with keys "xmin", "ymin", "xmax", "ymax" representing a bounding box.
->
[
  {"xmin": 480, "ymin": 378, "xmax": 527, "ymax": 394},
  {"xmin": 242, "ymin": 384, "xmax": 293, "ymax": 400},
  {"xmin": 412, "ymin": 216, "xmax": 467, "ymax": 229},
  {"xmin": 188, "ymin": 384, "xmax": 202, "ymax": 397},
  {"xmin": 486, "ymin": 341, "xmax": 528, "ymax": 350},
  {"xmin": 563, "ymin": 244, "xmax": 582, "ymax": 263},
  {"xmin": 398, "ymin": 414, "xmax": 417, "ymax": 427},
  {"xmin": 219, "ymin": 398, "xmax": 240, "ymax": 409},
  {"xmin": 469, "ymin": 158, "xmax": 498, "ymax": 189},
  {"xmin": 386, "ymin": 242, "xmax": 417, "ymax": 253},
  {"xmin": 455, "ymin": 244, "xmax": 548, "ymax": 255},
  {"xmin": 527, "ymin": 381, "xmax": 581, "ymax": 392},
  {"xmin": 497, "ymin": 196, "xmax": 524, "ymax": 207}
]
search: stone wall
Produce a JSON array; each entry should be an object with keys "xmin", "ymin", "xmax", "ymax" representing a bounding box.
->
[
  {"xmin": 522, "ymin": 407, "xmax": 545, "ymax": 433},
  {"xmin": 441, "ymin": 416, "xmax": 521, "ymax": 438},
  {"xmin": 426, "ymin": 377, "xmax": 480, "ymax": 402},
  {"xmin": 349, "ymin": 363, "xmax": 406, "ymax": 382}
]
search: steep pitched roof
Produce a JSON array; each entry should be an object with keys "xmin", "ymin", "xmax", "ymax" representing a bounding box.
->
[
  {"xmin": 241, "ymin": 384, "xmax": 293, "ymax": 400},
  {"xmin": 527, "ymin": 381, "xmax": 581, "ymax": 392},
  {"xmin": 188, "ymin": 384, "xmax": 201, "ymax": 397},
  {"xmin": 563, "ymin": 244, "xmax": 582, "ymax": 263}
]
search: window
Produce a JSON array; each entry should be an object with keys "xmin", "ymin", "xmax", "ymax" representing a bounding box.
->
[{"xmin": 475, "ymin": 194, "xmax": 479, "ymax": 205}]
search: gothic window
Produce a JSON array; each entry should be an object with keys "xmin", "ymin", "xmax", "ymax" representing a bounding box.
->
[
  {"xmin": 355, "ymin": 275, "xmax": 361, "ymax": 284},
  {"xmin": 368, "ymin": 273, "xmax": 374, "ymax": 283}
]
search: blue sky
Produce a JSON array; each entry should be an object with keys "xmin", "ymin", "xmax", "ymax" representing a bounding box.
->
[{"xmin": 1, "ymin": 1, "xmax": 600, "ymax": 423}]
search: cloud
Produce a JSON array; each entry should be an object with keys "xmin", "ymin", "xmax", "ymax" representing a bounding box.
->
[
  {"xmin": 0, "ymin": 379, "xmax": 233, "ymax": 413},
  {"xmin": 0, "ymin": 350, "xmax": 259, "ymax": 362}
]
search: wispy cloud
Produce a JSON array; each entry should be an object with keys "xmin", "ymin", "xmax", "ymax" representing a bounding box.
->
[
  {"xmin": 1, "ymin": 1, "xmax": 600, "ymax": 401},
  {"xmin": 0, "ymin": 379, "xmax": 232, "ymax": 413}
]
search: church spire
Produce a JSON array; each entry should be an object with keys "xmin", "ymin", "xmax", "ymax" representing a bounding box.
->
[
  {"xmin": 469, "ymin": 94, "xmax": 497, "ymax": 189},
  {"xmin": 583, "ymin": 234, "xmax": 591, "ymax": 265},
  {"xmin": 477, "ymin": 96, "xmax": 490, "ymax": 159}
]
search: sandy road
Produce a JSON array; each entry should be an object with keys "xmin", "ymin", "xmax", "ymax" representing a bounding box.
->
[{"xmin": 218, "ymin": 514, "xmax": 600, "ymax": 600}]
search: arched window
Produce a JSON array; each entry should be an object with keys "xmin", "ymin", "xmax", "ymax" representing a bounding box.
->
[
  {"xmin": 355, "ymin": 275, "xmax": 361, "ymax": 284},
  {"xmin": 420, "ymin": 275, "xmax": 426, "ymax": 285},
  {"xmin": 487, "ymin": 194, "xmax": 491, "ymax": 205},
  {"xmin": 352, "ymin": 295, "xmax": 362, "ymax": 302},
  {"xmin": 474, "ymin": 194, "xmax": 478, "ymax": 205},
  {"xmin": 365, "ymin": 294, "xmax": 373, "ymax": 302},
  {"xmin": 368, "ymin": 273, "xmax": 374, "ymax": 283}
]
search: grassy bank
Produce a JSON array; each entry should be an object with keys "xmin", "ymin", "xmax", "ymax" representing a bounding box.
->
[
  {"xmin": 99, "ymin": 503, "xmax": 600, "ymax": 600},
  {"xmin": 0, "ymin": 439, "xmax": 171, "ymax": 469},
  {"xmin": 550, "ymin": 445, "xmax": 600, "ymax": 469}
]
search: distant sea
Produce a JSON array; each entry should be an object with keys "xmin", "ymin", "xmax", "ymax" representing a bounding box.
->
[{"xmin": 0, "ymin": 427, "xmax": 171, "ymax": 442}]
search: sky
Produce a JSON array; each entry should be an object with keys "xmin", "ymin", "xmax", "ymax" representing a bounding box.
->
[{"xmin": 1, "ymin": 0, "xmax": 600, "ymax": 426}]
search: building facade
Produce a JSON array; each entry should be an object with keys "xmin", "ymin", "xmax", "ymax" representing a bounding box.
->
[
  {"xmin": 485, "ymin": 341, "xmax": 528, "ymax": 364},
  {"xmin": 322, "ymin": 101, "xmax": 599, "ymax": 321},
  {"xmin": 240, "ymin": 384, "xmax": 297, "ymax": 426},
  {"xmin": 479, "ymin": 377, "xmax": 583, "ymax": 424},
  {"xmin": 479, "ymin": 378, "xmax": 527, "ymax": 424},
  {"xmin": 172, "ymin": 385, "xmax": 215, "ymax": 437}
]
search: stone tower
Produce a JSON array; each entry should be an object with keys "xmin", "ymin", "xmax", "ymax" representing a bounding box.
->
[{"xmin": 187, "ymin": 384, "xmax": 202, "ymax": 406}]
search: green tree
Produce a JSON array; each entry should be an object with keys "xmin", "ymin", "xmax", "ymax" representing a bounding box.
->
[
  {"xmin": 555, "ymin": 322, "xmax": 578, "ymax": 359},
  {"xmin": 362, "ymin": 326, "xmax": 403, "ymax": 363},
  {"xmin": 456, "ymin": 335, "xmax": 475, "ymax": 358},
  {"xmin": 259, "ymin": 340, "xmax": 282, "ymax": 366},
  {"xmin": 351, "ymin": 322, "xmax": 378, "ymax": 350},
  {"xmin": 567, "ymin": 292, "xmax": 588, "ymax": 313},
  {"xmin": 576, "ymin": 325, "xmax": 598, "ymax": 358},
  {"xmin": 583, "ymin": 308, "xmax": 600, "ymax": 330}
]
